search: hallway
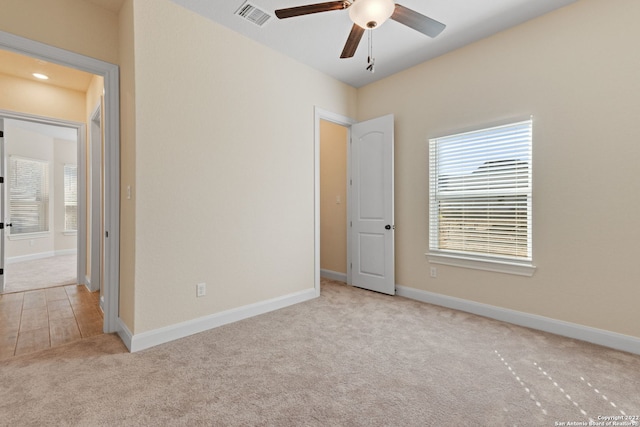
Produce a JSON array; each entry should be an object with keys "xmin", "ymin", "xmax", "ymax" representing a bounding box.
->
[{"xmin": 0, "ymin": 284, "xmax": 103, "ymax": 359}]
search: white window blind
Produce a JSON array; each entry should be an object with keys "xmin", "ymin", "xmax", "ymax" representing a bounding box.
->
[
  {"xmin": 64, "ymin": 164, "xmax": 78, "ymax": 231},
  {"xmin": 429, "ymin": 119, "xmax": 532, "ymax": 261},
  {"xmin": 9, "ymin": 157, "xmax": 50, "ymax": 235}
]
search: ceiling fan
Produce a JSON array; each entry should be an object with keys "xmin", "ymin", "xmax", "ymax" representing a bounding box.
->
[{"xmin": 274, "ymin": 0, "xmax": 446, "ymax": 61}]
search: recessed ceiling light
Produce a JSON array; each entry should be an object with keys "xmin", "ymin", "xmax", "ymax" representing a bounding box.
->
[{"xmin": 32, "ymin": 73, "xmax": 49, "ymax": 80}]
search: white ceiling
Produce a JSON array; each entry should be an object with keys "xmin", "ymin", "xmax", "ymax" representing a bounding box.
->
[{"xmin": 171, "ymin": 0, "xmax": 576, "ymax": 88}]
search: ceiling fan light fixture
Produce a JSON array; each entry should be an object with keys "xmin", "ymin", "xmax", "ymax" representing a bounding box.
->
[{"xmin": 349, "ymin": 0, "xmax": 395, "ymax": 29}]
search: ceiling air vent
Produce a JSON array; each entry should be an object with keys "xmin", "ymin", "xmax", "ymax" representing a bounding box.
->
[{"xmin": 235, "ymin": 2, "xmax": 272, "ymax": 27}]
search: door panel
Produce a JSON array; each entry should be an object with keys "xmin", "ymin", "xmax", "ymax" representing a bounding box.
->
[
  {"xmin": 359, "ymin": 233, "xmax": 385, "ymax": 277},
  {"xmin": 350, "ymin": 114, "xmax": 394, "ymax": 295},
  {"xmin": 358, "ymin": 133, "xmax": 385, "ymax": 219}
]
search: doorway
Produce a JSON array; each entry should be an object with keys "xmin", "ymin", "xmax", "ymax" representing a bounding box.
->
[
  {"xmin": 1, "ymin": 119, "xmax": 79, "ymax": 294},
  {"xmin": 0, "ymin": 30, "xmax": 120, "ymax": 333},
  {"xmin": 315, "ymin": 109, "xmax": 354, "ymax": 297},
  {"xmin": 319, "ymin": 119, "xmax": 349, "ymax": 284},
  {"xmin": 315, "ymin": 108, "xmax": 396, "ymax": 296}
]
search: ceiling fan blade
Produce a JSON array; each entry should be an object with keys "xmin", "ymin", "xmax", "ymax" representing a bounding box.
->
[
  {"xmin": 391, "ymin": 4, "xmax": 446, "ymax": 38},
  {"xmin": 275, "ymin": 1, "xmax": 348, "ymax": 19},
  {"xmin": 340, "ymin": 24, "xmax": 365, "ymax": 58}
]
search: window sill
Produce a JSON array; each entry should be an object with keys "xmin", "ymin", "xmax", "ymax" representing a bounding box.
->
[
  {"xmin": 426, "ymin": 252, "xmax": 536, "ymax": 277},
  {"xmin": 63, "ymin": 231, "xmax": 77, "ymax": 236},
  {"xmin": 8, "ymin": 232, "xmax": 51, "ymax": 241}
]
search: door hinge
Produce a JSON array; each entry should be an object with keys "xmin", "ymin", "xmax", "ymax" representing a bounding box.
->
[
  {"xmin": 0, "ymin": 268, "xmax": 3, "ymax": 275},
  {"xmin": 105, "ymin": 231, "xmax": 109, "ymax": 238},
  {"xmin": 0, "ymin": 131, "xmax": 3, "ymax": 138},
  {"xmin": 350, "ymin": 221, "xmax": 352, "ymax": 227},
  {"xmin": 350, "ymin": 179, "xmax": 352, "ymax": 186},
  {"xmin": 0, "ymin": 177, "xmax": 3, "ymax": 183},
  {"xmin": 0, "ymin": 223, "xmax": 3, "ymax": 229}
]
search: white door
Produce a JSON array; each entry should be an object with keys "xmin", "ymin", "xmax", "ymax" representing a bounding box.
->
[
  {"xmin": 0, "ymin": 118, "xmax": 5, "ymax": 293},
  {"xmin": 350, "ymin": 114, "xmax": 395, "ymax": 295}
]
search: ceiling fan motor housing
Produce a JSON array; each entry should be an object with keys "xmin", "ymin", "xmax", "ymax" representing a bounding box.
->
[{"xmin": 349, "ymin": 0, "xmax": 395, "ymax": 29}]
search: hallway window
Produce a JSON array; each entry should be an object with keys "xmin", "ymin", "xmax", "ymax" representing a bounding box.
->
[
  {"xmin": 9, "ymin": 156, "xmax": 50, "ymax": 235},
  {"xmin": 64, "ymin": 164, "xmax": 78, "ymax": 231}
]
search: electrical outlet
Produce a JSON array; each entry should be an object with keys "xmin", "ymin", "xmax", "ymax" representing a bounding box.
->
[
  {"xmin": 196, "ymin": 282, "xmax": 206, "ymax": 297},
  {"xmin": 430, "ymin": 266, "xmax": 437, "ymax": 278}
]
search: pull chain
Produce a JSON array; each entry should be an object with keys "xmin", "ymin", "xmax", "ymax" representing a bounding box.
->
[{"xmin": 366, "ymin": 29, "xmax": 375, "ymax": 73}]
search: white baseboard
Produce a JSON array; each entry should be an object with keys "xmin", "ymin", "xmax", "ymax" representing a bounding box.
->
[
  {"xmin": 7, "ymin": 251, "xmax": 55, "ymax": 264},
  {"xmin": 7, "ymin": 249, "xmax": 77, "ymax": 264},
  {"xmin": 55, "ymin": 249, "xmax": 77, "ymax": 257},
  {"xmin": 127, "ymin": 287, "xmax": 317, "ymax": 353},
  {"xmin": 320, "ymin": 269, "xmax": 347, "ymax": 283},
  {"xmin": 117, "ymin": 318, "xmax": 133, "ymax": 351},
  {"xmin": 396, "ymin": 285, "xmax": 640, "ymax": 356}
]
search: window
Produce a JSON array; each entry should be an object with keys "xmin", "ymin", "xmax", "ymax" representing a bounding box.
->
[
  {"xmin": 64, "ymin": 164, "xmax": 78, "ymax": 232},
  {"xmin": 9, "ymin": 157, "xmax": 50, "ymax": 235},
  {"xmin": 428, "ymin": 119, "xmax": 534, "ymax": 276}
]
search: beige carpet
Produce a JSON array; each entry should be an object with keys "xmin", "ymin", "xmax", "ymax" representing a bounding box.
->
[
  {"xmin": 0, "ymin": 279, "xmax": 638, "ymax": 426},
  {"xmin": 2, "ymin": 254, "xmax": 77, "ymax": 293}
]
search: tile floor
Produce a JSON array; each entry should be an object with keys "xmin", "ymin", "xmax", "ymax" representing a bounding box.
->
[{"xmin": 0, "ymin": 285, "xmax": 103, "ymax": 359}]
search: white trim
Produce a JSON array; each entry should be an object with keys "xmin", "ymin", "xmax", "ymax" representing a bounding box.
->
[
  {"xmin": 8, "ymin": 232, "xmax": 51, "ymax": 241},
  {"xmin": 320, "ymin": 269, "xmax": 347, "ymax": 283},
  {"xmin": 6, "ymin": 251, "xmax": 54, "ymax": 264},
  {"xmin": 55, "ymin": 248, "xmax": 76, "ymax": 256},
  {"xmin": 427, "ymin": 252, "xmax": 536, "ymax": 277},
  {"xmin": 314, "ymin": 107, "xmax": 356, "ymax": 298},
  {"xmin": 7, "ymin": 249, "xmax": 76, "ymax": 264},
  {"xmin": 89, "ymin": 103, "xmax": 101, "ymax": 293},
  {"xmin": 63, "ymin": 231, "xmax": 77, "ymax": 236},
  {"xmin": 127, "ymin": 288, "xmax": 317, "ymax": 352},
  {"xmin": 0, "ymin": 117, "xmax": 4, "ymax": 292},
  {"xmin": 77, "ymin": 119, "xmax": 87, "ymax": 295},
  {"xmin": 117, "ymin": 318, "xmax": 133, "ymax": 351},
  {"xmin": 396, "ymin": 285, "xmax": 640, "ymax": 356},
  {"xmin": 0, "ymin": 30, "xmax": 121, "ymax": 334},
  {"xmin": 6, "ymin": 249, "xmax": 76, "ymax": 264}
]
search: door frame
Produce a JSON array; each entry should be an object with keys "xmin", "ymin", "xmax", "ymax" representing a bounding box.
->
[
  {"xmin": 0, "ymin": 31, "xmax": 121, "ymax": 333},
  {"xmin": 89, "ymin": 103, "xmax": 102, "ymax": 295},
  {"xmin": 0, "ymin": 113, "xmax": 85, "ymax": 293},
  {"xmin": 314, "ymin": 107, "xmax": 355, "ymax": 296}
]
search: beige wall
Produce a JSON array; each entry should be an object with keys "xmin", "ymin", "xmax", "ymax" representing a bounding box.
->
[
  {"xmin": 0, "ymin": 0, "xmax": 119, "ymax": 64},
  {"xmin": 53, "ymin": 138, "xmax": 78, "ymax": 252},
  {"xmin": 0, "ymin": 73, "xmax": 85, "ymax": 122},
  {"xmin": 118, "ymin": 0, "xmax": 136, "ymax": 331},
  {"xmin": 84, "ymin": 74, "xmax": 104, "ymax": 290},
  {"xmin": 129, "ymin": 0, "xmax": 356, "ymax": 333},
  {"xmin": 4, "ymin": 0, "xmax": 636, "ymax": 344},
  {"xmin": 357, "ymin": 0, "xmax": 640, "ymax": 338},
  {"xmin": 320, "ymin": 120, "xmax": 348, "ymax": 274}
]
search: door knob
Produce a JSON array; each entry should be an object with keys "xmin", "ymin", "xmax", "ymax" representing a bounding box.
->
[{"xmin": 385, "ymin": 224, "xmax": 391, "ymax": 230}]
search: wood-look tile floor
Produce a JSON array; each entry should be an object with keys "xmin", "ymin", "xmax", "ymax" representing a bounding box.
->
[{"xmin": 0, "ymin": 285, "xmax": 103, "ymax": 360}]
